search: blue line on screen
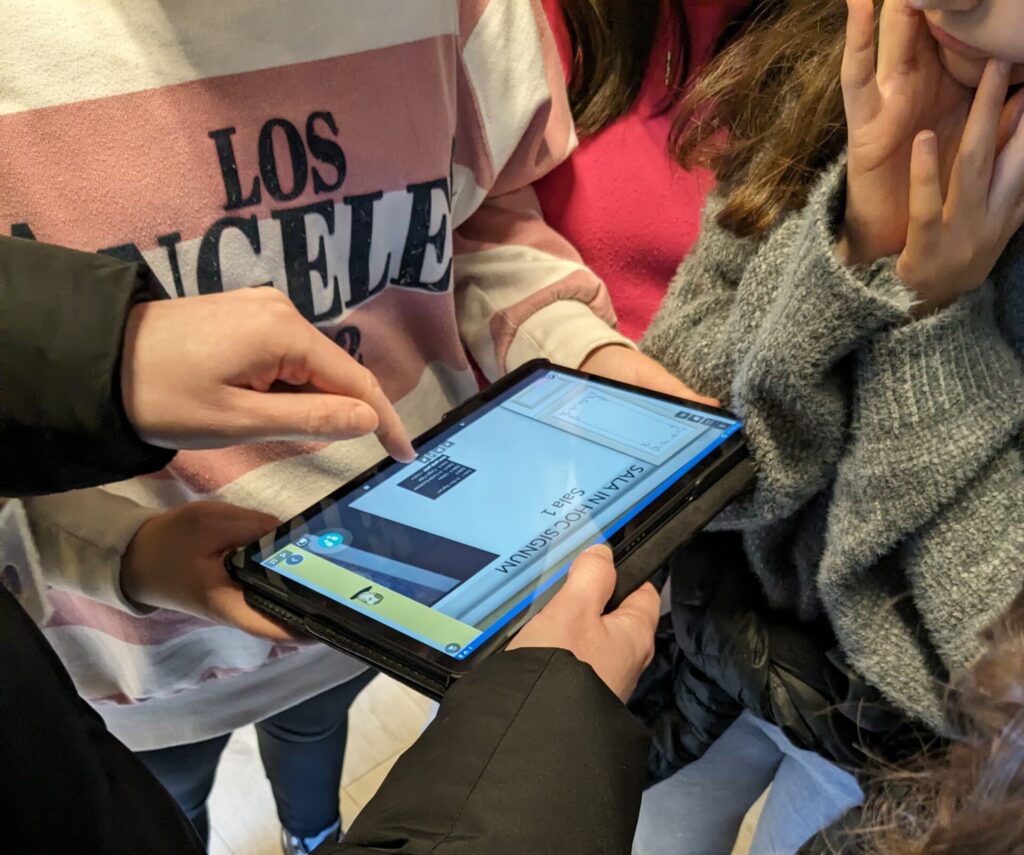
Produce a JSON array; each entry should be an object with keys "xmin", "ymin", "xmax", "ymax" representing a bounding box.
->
[{"xmin": 455, "ymin": 423, "xmax": 741, "ymax": 659}]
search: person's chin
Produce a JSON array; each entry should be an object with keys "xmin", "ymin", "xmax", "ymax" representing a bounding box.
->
[
  {"xmin": 938, "ymin": 46, "xmax": 1024, "ymax": 88},
  {"xmin": 937, "ymin": 45, "xmax": 987, "ymax": 87}
]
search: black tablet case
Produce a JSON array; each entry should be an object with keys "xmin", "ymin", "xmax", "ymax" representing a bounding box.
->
[{"xmin": 243, "ymin": 457, "xmax": 757, "ymax": 700}]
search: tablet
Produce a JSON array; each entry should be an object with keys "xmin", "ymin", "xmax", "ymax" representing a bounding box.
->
[{"xmin": 227, "ymin": 359, "xmax": 754, "ymax": 698}]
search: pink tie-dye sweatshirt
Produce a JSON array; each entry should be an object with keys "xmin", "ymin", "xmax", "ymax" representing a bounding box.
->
[{"xmin": 6, "ymin": 0, "xmax": 630, "ymax": 750}]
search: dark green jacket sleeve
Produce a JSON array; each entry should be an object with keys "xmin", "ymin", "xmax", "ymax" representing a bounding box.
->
[
  {"xmin": 0, "ymin": 236, "xmax": 174, "ymax": 496},
  {"xmin": 326, "ymin": 649, "xmax": 649, "ymax": 855}
]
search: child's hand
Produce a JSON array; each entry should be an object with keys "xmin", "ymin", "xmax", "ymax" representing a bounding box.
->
[
  {"xmin": 122, "ymin": 288, "xmax": 415, "ymax": 461},
  {"xmin": 507, "ymin": 545, "xmax": 659, "ymax": 703},
  {"xmin": 120, "ymin": 502, "xmax": 300, "ymax": 642},
  {"xmin": 897, "ymin": 59, "xmax": 1024, "ymax": 313},
  {"xmin": 580, "ymin": 345, "xmax": 719, "ymax": 407},
  {"xmin": 839, "ymin": 0, "xmax": 972, "ymax": 265}
]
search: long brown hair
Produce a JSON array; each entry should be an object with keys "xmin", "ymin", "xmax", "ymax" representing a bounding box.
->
[
  {"xmin": 672, "ymin": 0, "xmax": 852, "ymax": 237},
  {"xmin": 560, "ymin": 0, "xmax": 691, "ymax": 136},
  {"xmin": 858, "ymin": 593, "xmax": 1024, "ymax": 854}
]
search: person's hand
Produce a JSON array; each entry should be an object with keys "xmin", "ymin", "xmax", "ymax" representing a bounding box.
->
[
  {"xmin": 121, "ymin": 502, "xmax": 299, "ymax": 642},
  {"xmin": 897, "ymin": 59, "xmax": 1024, "ymax": 313},
  {"xmin": 580, "ymin": 344, "xmax": 719, "ymax": 407},
  {"xmin": 121, "ymin": 288, "xmax": 415, "ymax": 461},
  {"xmin": 507, "ymin": 545, "xmax": 659, "ymax": 702},
  {"xmin": 839, "ymin": 0, "xmax": 973, "ymax": 265}
]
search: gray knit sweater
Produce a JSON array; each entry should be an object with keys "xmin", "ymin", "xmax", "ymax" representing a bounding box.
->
[{"xmin": 642, "ymin": 159, "xmax": 1024, "ymax": 731}]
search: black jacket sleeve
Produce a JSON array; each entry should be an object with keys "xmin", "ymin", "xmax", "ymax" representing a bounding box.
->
[
  {"xmin": 324, "ymin": 649, "xmax": 649, "ymax": 855},
  {"xmin": 0, "ymin": 235, "xmax": 174, "ymax": 496},
  {"xmin": 0, "ymin": 585, "xmax": 206, "ymax": 855},
  {"xmin": 5, "ymin": 601, "xmax": 646, "ymax": 855}
]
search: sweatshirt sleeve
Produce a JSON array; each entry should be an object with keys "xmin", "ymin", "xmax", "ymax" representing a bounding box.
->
[
  {"xmin": 642, "ymin": 160, "xmax": 916, "ymax": 525},
  {"xmin": 330, "ymin": 649, "xmax": 648, "ymax": 855},
  {"xmin": 451, "ymin": 0, "xmax": 632, "ymax": 381},
  {"xmin": 23, "ymin": 487, "xmax": 159, "ymax": 614},
  {"xmin": 0, "ymin": 236, "xmax": 174, "ymax": 496},
  {"xmin": 818, "ymin": 286, "xmax": 1024, "ymax": 729}
]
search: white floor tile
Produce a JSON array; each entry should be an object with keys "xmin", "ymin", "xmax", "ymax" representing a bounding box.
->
[
  {"xmin": 340, "ymin": 789, "xmax": 364, "ymax": 832},
  {"xmin": 206, "ymin": 675, "xmax": 431, "ymax": 851},
  {"xmin": 209, "ymin": 828, "xmax": 236, "ymax": 855},
  {"xmin": 341, "ymin": 675, "xmax": 432, "ymax": 786},
  {"xmin": 345, "ymin": 753, "xmax": 401, "ymax": 808},
  {"xmin": 208, "ymin": 727, "xmax": 281, "ymax": 855}
]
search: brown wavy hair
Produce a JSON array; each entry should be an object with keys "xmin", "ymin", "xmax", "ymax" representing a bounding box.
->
[
  {"xmin": 558, "ymin": 0, "xmax": 765, "ymax": 137},
  {"xmin": 672, "ymin": 0, "xmax": 852, "ymax": 237},
  {"xmin": 857, "ymin": 593, "xmax": 1024, "ymax": 854},
  {"xmin": 559, "ymin": 0, "xmax": 690, "ymax": 136}
]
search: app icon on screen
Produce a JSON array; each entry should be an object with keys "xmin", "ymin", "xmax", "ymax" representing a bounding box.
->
[
  {"xmin": 308, "ymin": 530, "xmax": 353, "ymax": 557},
  {"xmin": 285, "ymin": 554, "xmax": 304, "ymax": 566},
  {"xmin": 352, "ymin": 588, "xmax": 384, "ymax": 607},
  {"xmin": 319, "ymin": 532, "xmax": 345, "ymax": 549}
]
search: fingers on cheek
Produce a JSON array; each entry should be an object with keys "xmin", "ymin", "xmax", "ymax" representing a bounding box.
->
[{"xmin": 908, "ymin": 134, "xmax": 945, "ymax": 251}]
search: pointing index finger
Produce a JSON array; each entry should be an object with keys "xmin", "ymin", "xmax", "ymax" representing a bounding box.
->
[{"xmin": 303, "ymin": 330, "xmax": 416, "ymax": 461}]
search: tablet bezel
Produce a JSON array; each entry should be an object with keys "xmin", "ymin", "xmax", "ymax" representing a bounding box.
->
[{"xmin": 227, "ymin": 359, "xmax": 746, "ymax": 679}]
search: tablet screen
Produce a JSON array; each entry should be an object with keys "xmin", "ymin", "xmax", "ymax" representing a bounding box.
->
[{"xmin": 257, "ymin": 367, "xmax": 741, "ymax": 660}]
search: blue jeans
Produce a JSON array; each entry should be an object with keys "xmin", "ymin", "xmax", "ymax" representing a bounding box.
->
[
  {"xmin": 137, "ymin": 671, "xmax": 374, "ymax": 846},
  {"xmin": 633, "ymin": 712, "xmax": 863, "ymax": 855}
]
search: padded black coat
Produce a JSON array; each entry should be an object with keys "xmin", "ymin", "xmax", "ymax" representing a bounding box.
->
[{"xmin": 631, "ymin": 531, "xmax": 930, "ymax": 786}]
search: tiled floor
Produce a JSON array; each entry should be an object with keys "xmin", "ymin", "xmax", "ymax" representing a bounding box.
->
[
  {"xmin": 207, "ymin": 674, "xmax": 432, "ymax": 855},
  {"xmin": 206, "ymin": 673, "xmax": 762, "ymax": 855}
]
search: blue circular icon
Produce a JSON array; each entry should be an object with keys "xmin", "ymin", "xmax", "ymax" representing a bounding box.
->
[
  {"xmin": 318, "ymin": 532, "xmax": 345, "ymax": 550},
  {"xmin": 285, "ymin": 554, "xmax": 304, "ymax": 566},
  {"xmin": 444, "ymin": 642, "xmax": 462, "ymax": 654}
]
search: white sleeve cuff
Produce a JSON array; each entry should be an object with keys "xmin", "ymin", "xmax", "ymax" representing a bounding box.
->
[
  {"xmin": 23, "ymin": 489, "xmax": 160, "ymax": 615},
  {"xmin": 505, "ymin": 300, "xmax": 636, "ymax": 372}
]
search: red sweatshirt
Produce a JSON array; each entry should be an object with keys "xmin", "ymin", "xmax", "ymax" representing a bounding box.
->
[{"xmin": 537, "ymin": 0, "xmax": 748, "ymax": 340}]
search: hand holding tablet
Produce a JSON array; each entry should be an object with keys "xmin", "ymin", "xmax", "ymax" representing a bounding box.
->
[
  {"xmin": 507, "ymin": 544, "xmax": 660, "ymax": 703},
  {"xmin": 227, "ymin": 360, "xmax": 754, "ymax": 697}
]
